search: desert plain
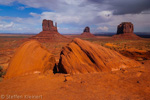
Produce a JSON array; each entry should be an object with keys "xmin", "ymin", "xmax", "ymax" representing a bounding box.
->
[{"xmin": 0, "ymin": 27, "xmax": 150, "ymax": 100}]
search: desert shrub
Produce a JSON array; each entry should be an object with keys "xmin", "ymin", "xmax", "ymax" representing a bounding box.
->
[
  {"xmin": 0, "ymin": 71, "xmax": 6, "ymax": 77},
  {"xmin": 0, "ymin": 72, "xmax": 2, "ymax": 77},
  {"xmin": 0, "ymin": 66, "xmax": 2, "ymax": 71},
  {"xmin": 0, "ymin": 66, "xmax": 6, "ymax": 77}
]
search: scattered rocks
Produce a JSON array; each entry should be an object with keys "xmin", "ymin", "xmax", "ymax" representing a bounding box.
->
[
  {"xmin": 120, "ymin": 68, "xmax": 128, "ymax": 73},
  {"xmin": 136, "ymin": 72, "xmax": 142, "ymax": 77},
  {"xmin": 137, "ymin": 81, "xmax": 140, "ymax": 83},
  {"xmin": 137, "ymin": 57, "xmax": 143, "ymax": 61},
  {"xmin": 64, "ymin": 75, "xmax": 73, "ymax": 82}
]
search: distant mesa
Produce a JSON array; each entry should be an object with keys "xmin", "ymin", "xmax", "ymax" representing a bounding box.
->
[
  {"xmin": 57, "ymin": 38, "xmax": 142, "ymax": 74},
  {"xmin": 81, "ymin": 26, "xmax": 95, "ymax": 37},
  {"xmin": 31, "ymin": 19, "xmax": 69, "ymax": 42},
  {"xmin": 83, "ymin": 26, "xmax": 90, "ymax": 32},
  {"xmin": 5, "ymin": 40, "xmax": 56, "ymax": 79},
  {"xmin": 113, "ymin": 22, "xmax": 140, "ymax": 39},
  {"xmin": 117, "ymin": 22, "xmax": 134, "ymax": 34}
]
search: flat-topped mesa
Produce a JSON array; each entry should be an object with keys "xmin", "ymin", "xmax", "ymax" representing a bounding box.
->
[
  {"xmin": 42, "ymin": 19, "xmax": 57, "ymax": 32},
  {"xmin": 117, "ymin": 22, "xmax": 134, "ymax": 34},
  {"xmin": 83, "ymin": 26, "xmax": 90, "ymax": 33},
  {"xmin": 113, "ymin": 22, "xmax": 140, "ymax": 39}
]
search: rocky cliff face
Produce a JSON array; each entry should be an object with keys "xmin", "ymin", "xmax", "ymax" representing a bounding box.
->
[
  {"xmin": 58, "ymin": 38, "xmax": 142, "ymax": 74},
  {"xmin": 117, "ymin": 22, "xmax": 134, "ymax": 34},
  {"xmin": 42, "ymin": 19, "xmax": 57, "ymax": 32},
  {"xmin": 83, "ymin": 26, "xmax": 90, "ymax": 33},
  {"xmin": 5, "ymin": 40, "xmax": 56, "ymax": 79}
]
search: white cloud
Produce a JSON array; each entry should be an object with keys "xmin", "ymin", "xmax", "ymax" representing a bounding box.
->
[
  {"xmin": 0, "ymin": 0, "xmax": 15, "ymax": 5},
  {"xmin": 97, "ymin": 26, "xmax": 109, "ymax": 31},
  {"xmin": 0, "ymin": 0, "xmax": 150, "ymax": 33},
  {"xmin": 30, "ymin": 12, "xmax": 41, "ymax": 17},
  {"xmin": 0, "ymin": 22, "xmax": 14, "ymax": 29},
  {"xmin": 41, "ymin": 12, "xmax": 80, "ymax": 24},
  {"xmin": 17, "ymin": 6, "xmax": 25, "ymax": 10},
  {"xmin": 98, "ymin": 11, "xmax": 112, "ymax": 19},
  {"xmin": 64, "ymin": 0, "xmax": 85, "ymax": 5}
]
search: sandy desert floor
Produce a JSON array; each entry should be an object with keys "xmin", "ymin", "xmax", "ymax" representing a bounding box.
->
[{"xmin": 0, "ymin": 34, "xmax": 150, "ymax": 100}]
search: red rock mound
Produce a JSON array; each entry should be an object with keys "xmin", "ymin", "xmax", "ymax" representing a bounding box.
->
[
  {"xmin": 81, "ymin": 26, "xmax": 95, "ymax": 38},
  {"xmin": 31, "ymin": 19, "xmax": 69, "ymax": 42},
  {"xmin": 58, "ymin": 38, "xmax": 142, "ymax": 74},
  {"xmin": 113, "ymin": 22, "xmax": 140, "ymax": 39},
  {"xmin": 5, "ymin": 40, "xmax": 56, "ymax": 79}
]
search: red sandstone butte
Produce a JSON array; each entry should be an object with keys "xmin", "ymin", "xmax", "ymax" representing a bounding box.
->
[
  {"xmin": 31, "ymin": 19, "xmax": 69, "ymax": 42},
  {"xmin": 81, "ymin": 26, "xmax": 95, "ymax": 38},
  {"xmin": 42, "ymin": 19, "xmax": 57, "ymax": 32},
  {"xmin": 113, "ymin": 22, "xmax": 140, "ymax": 39}
]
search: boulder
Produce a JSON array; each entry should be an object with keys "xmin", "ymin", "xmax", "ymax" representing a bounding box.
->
[
  {"xmin": 5, "ymin": 40, "xmax": 56, "ymax": 79},
  {"xmin": 58, "ymin": 38, "xmax": 142, "ymax": 74}
]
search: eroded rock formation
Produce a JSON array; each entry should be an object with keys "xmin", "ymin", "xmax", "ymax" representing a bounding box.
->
[
  {"xmin": 31, "ymin": 19, "xmax": 69, "ymax": 42},
  {"xmin": 117, "ymin": 22, "xmax": 134, "ymax": 34},
  {"xmin": 58, "ymin": 38, "xmax": 142, "ymax": 74},
  {"xmin": 81, "ymin": 26, "xmax": 95, "ymax": 37},
  {"xmin": 42, "ymin": 19, "xmax": 57, "ymax": 32},
  {"xmin": 83, "ymin": 26, "xmax": 90, "ymax": 33},
  {"xmin": 113, "ymin": 22, "xmax": 140, "ymax": 39},
  {"xmin": 5, "ymin": 40, "xmax": 56, "ymax": 79}
]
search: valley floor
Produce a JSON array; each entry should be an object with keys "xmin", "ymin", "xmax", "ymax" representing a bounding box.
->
[
  {"xmin": 0, "ymin": 34, "xmax": 150, "ymax": 100},
  {"xmin": 0, "ymin": 60, "xmax": 150, "ymax": 100}
]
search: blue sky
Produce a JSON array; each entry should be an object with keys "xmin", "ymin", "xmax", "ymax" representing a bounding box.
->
[
  {"xmin": 0, "ymin": 5, "xmax": 44, "ymax": 18},
  {"xmin": 0, "ymin": 0, "xmax": 150, "ymax": 34}
]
